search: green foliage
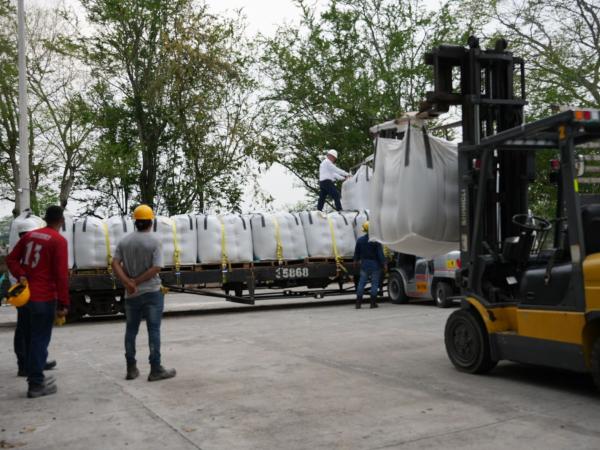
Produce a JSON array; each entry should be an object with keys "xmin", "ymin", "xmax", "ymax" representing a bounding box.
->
[{"xmin": 260, "ymin": 0, "xmax": 468, "ymax": 193}]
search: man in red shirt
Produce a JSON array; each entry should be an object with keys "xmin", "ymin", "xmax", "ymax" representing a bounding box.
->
[{"xmin": 7, "ymin": 206, "xmax": 70, "ymax": 398}]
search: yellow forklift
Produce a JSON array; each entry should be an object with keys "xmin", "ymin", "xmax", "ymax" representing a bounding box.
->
[{"xmin": 421, "ymin": 37, "xmax": 600, "ymax": 386}]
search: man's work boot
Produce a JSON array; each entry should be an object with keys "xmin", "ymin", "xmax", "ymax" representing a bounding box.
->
[
  {"xmin": 148, "ymin": 366, "xmax": 176, "ymax": 382},
  {"xmin": 370, "ymin": 297, "xmax": 379, "ymax": 309},
  {"xmin": 27, "ymin": 380, "xmax": 58, "ymax": 398},
  {"xmin": 44, "ymin": 360, "xmax": 57, "ymax": 371},
  {"xmin": 355, "ymin": 297, "xmax": 363, "ymax": 309},
  {"xmin": 126, "ymin": 363, "xmax": 140, "ymax": 380}
]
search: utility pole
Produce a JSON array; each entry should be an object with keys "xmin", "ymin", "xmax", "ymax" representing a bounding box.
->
[{"xmin": 17, "ymin": 0, "xmax": 30, "ymax": 212}]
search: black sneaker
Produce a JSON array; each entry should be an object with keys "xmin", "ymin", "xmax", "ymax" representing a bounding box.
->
[
  {"xmin": 148, "ymin": 366, "xmax": 176, "ymax": 382},
  {"xmin": 44, "ymin": 360, "xmax": 57, "ymax": 371},
  {"xmin": 27, "ymin": 381, "xmax": 57, "ymax": 398},
  {"xmin": 126, "ymin": 363, "xmax": 139, "ymax": 380},
  {"xmin": 355, "ymin": 298, "xmax": 363, "ymax": 309}
]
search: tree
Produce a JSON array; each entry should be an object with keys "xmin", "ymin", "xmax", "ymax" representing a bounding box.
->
[
  {"xmin": 82, "ymin": 0, "xmax": 272, "ymax": 214},
  {"xmin": 260, "ymin": 0, "xmax": 469, "ymax": 197}
]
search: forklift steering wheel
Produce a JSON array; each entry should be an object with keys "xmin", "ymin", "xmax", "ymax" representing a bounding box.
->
[{"xmin": 512, "ymin": 214, "xmax": 552, "ymax": 233}]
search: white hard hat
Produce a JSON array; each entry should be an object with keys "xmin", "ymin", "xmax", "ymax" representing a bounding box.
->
[
  {"xmin": 17, "ymin": 218, "xmax": 40, "ymax": 235},
  {"xmin": 327, "ymin": 149, "xmax": 338, "ymax": 159}
]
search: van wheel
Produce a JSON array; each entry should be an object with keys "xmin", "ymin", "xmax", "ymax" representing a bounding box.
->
[
  {"xmin": 388, "ymin": 271, "xmax": 408, "ymax": 304},
  {"xmin": 445, "ymin": 309, "xmax": 497, "ymax": 374},
  {"xmin": 434, "ymin": 281, "xmax": 453, "ymax": 308},
  {"xmin": 591, "ymin": 337, "xmax": 600, "ymax": 390}
]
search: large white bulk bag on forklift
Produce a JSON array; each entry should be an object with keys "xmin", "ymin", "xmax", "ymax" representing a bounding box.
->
[
  {"xmin": 341, "ymin": 165, "xmax": 373, "ymax": 211},
  {"xmin": 370, "ymin": 123, "xmax": 459, "ymax": 258},
  {"xmin": 74, "ymin": 217, "xmax": 110, "ymax": 269},
  {"xmin": 299, "ymin": 211, "xmax": 355, "ymax": 258},
  {"xmin": 250, "ymin": 212, "xmax": 308, "ymax": 261},
  {"xmin": 170, "ymin": 214, "xmax": 198, "ymax": 264},
  {"xmin": 9, "ymin": 210, "xmax": 46, "ymax": 251},
  {"xmin": 106, "ymin": 215, "xmax": 134, "ymax": 257},
  {"xmin": 197, "ymin": 214, "xmax": 253, "ymax": 264},
  {"xmin": 60, "ymin": 210, "xmax": 75, "ymax": 268}
]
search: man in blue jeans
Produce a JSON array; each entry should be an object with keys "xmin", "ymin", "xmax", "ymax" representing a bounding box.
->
[
  {"xmin": 112, "ymin": 204, "xmax": 176, "ymax": 382},
  {"xmin": 353, "ymin": 222, "xmax": 386, "ymax": 309}
]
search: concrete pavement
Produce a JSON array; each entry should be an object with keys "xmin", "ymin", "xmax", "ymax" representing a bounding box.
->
[{"xmin": 1, "ymin": 298, "xmax": 599, "ymax": 449}]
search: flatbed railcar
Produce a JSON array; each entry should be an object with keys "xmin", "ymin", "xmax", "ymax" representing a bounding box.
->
[{"xmin": 66, "ymin": 258, "xmax": 361, "ymax": 321}]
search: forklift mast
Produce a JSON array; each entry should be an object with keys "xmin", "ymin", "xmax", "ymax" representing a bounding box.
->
[{"xmin": 421, "ymin": 36, "xmax": 530, "ymax": 295}]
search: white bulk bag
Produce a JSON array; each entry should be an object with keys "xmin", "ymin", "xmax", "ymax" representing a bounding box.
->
[
  {"xmin": 151, "ymin": 216, "xmax": 178, "ymax": 267},
  {"xmin": 170, "ymin": 214, "xmax": 198, "ymax": 264},
  {"xmin": 370, "ymin": 124, "xmax": 459, "ymax": 258},
  {"xmin": 299, "ymin": 211, "xmax": 355, "ymax": 258},
  {"xmin": 197, "ymin": 214, "xmax": 253, "ymax": 264},
  {"xmin": 9, "ymin": 210, "xmax": 46, "ymax": 251},
  {"xmin": 74, "ymin": 217, "xmax": 110, "ymax": 269},
  {"xmin": 60, "ymin": 211, "xmax": 75, "ymax": 268},
  {"xmin": 106, "ymin": 216, "xmax": 134, "ymax": 257},
  {"xmin": 250, "ymin": 212, "xmax": 308, "ymax": 261},
  {"xmin": 341, "ymin": 165, "xmax": 373, "ymax": 211}
]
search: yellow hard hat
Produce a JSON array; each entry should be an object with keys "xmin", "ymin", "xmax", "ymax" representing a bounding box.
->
[
  {"xmin": 362, "ymin": 221, "xmax": 369, "ymax": 232},
  {"xmin": 7, "ymin": 281, "xmax": 30, "ymax": 308},
  {"xmin": 133, "ymin": 204, "xmax": 155, "ymax": 220}
]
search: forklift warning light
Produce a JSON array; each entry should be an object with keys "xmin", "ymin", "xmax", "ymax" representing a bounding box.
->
[{"xmin": 574, "ymin": 109, "xmax": 599, "ymax": 122}]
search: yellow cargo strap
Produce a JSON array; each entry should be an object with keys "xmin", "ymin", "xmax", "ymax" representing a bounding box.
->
[
  {"xmin": 170, "ymin": 219, "xmax": 181, "ymax": 272},
  {"xmin": 383, "ymin": 245, "xmax": 393, "ymax": 260},
  {"xmin": 101, "ymin": 222, "xmax": 116, "ymax": 288},
  {"xmin": 272, "ymin": 216, "xmax": 284, "ymax": 264},
  {"xmin": 170, "ymin": 219, "xmax": 182, "ymax": 285},
  {"xmin": 327, "ymin": 216, "xmax": 347, "ymax": 274},
  {"xmin": 219, "ymin": 217, "xmax": 231, "ymax": 282}
]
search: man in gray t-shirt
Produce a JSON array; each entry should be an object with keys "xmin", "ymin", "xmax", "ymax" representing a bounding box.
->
[{"xmin": 111, "ymin": 204, "xmax": 176, "ymax": 382}]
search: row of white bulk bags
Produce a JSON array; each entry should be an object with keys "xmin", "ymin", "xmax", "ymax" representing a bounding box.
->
[
  {"xmin": 298, "ymin": 211, "xmax": 355, "ymax": 258},
  {"xmin": 197, "ymin": 214, "xmax": 253, "ymax": 264},
  {"xmin": 106, "ymin": 215, "xmax": 134, "ymax": 257},
  {"xmin": 370, "ymin": 122, "xmax": 459, "ymax": 258},
  {"xmin": 250, "ymin": 212, "xmax": 308, "ymax": 261},
  {"xmin": 341, "ymin": 165, "xmax": 373, "ymax": 211}
]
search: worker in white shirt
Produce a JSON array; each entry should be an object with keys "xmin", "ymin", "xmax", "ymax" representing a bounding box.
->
[{"xmin": 318, "ymin": 149, "xmax": 349, "ymax": 211}]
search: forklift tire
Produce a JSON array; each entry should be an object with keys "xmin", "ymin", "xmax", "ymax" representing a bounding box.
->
[
  {"xmin": 445, "ymin": 309, "xmax": 497, "ymax": 374},
  {"xmin": 591, "ymin": 337, "xmax": 600, "ymax": 390},
  {"xmin": 434, "ymin": 281, "xmax": 453, "ymax": 308},
  {"xmin": 388, "ymin": 271, "xmax": 408, "ymax": 304}
]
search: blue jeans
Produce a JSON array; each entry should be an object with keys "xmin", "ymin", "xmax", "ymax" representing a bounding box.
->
[
  {"xmin": 21, "ymin": 300, "xmax": 56, "ymax": 386},
  {"xmin": 125, "ymin": 291, "xmax": 164, "ymax": 368},
  {"xmin": 14, "ymin": 305, "xmax": 29, "ymax": 373},
  {"xmin": 356, "ymin": 261, "xmax": 382, "ymax": 300},
  {"xmin": 318, "ymin": 180, "xmax": 342, "ymax": 211}
]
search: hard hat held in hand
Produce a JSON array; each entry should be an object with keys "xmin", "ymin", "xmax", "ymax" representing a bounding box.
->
[
  {"xmin": 133, "ymin": 204, "xmax": 155, "ymax": 220},
  {"xmin": 7, "ymin": 280, "xmax": 30, "ymax": 307}
]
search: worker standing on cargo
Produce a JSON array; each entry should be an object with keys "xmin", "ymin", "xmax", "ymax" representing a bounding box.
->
[
  {"xmin": 112, "ymin": 204, "xmax": 176, "ymax": 382},
  {"xmin": 353, "ymin": 222, "xmax": 386, "ymax": 309},
  {"xmin": 7, "ymin": 206, "xmax": 69, "ymax": 398},
  {"xmin": 10, "ymin": 217, "xmax": 58, "ymax": 379},
  {"xmin": 318, "ymin": 149, "xmax": 349, "ymax": 212}
]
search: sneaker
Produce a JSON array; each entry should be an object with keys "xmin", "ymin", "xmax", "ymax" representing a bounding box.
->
[
  {"xmin": 44, "ymin": 360, "xmax": 57, "ymax": 371},
  {"xmin": 148, "ymin": 366, "xmax": 176, "ymax": 382},
  {"xmin": 370, "ymin": 302, "xmax": 379, "ymax": 309},
  {"xmin": 27, "ymin": 381, "xmax": 57, "ymax": 398},
  {"xmin": 355, "ymin": 298, "xmax": 362, "ymax": 309},
  {"xmin": 126, "ymin": 363, "xmax": 139, "ymax": 380}
]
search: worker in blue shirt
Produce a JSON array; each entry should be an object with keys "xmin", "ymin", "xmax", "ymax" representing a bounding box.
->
[{"xmin": 353, "ymin": 222, "xmax": 386, "ymax": 309}]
